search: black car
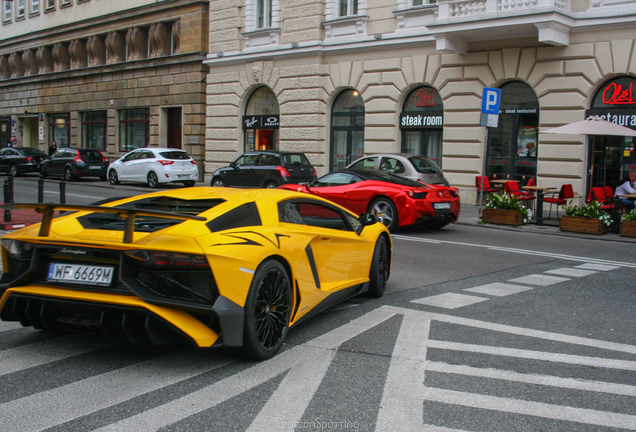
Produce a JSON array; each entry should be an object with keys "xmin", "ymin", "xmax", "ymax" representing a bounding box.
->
[
  {"xmin": 211, "ymin": 151, "xmax": 317, "ymax": 188},
  {"xmin": 0, "ymin": 146, "xmax": 48, "ymax": 176},
  {"xmin": 40, "ymin": 147, "xmax": 109, "ymax": 181}
]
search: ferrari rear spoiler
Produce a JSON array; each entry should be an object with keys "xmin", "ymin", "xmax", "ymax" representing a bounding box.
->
[{"xmin": 0, "ymin": 203, "xmax": 206, "ymax": 243}]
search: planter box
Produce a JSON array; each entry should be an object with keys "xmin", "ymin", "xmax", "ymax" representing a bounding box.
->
[
  {"xmin": 559, "ymin": 215, "xmax": 608, "ymax": 235},
  {"xmin": 620, "ymin": 219, "xmax": 636, "ymax": 237},
  {"xmin": 482, "ymin": 209, "xmax": 524, "ymax": 226}
]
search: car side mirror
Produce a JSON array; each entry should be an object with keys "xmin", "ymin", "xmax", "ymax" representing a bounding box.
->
[
  {"xmin": 230, "ymin": 162, "xmax": 238, "ymax": 169},
  {"xmin": 356, "ymin": 213, "xmax": 378, "ymax": 235}
]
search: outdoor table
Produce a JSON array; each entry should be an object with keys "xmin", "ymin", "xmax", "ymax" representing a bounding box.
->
[{"xmin": 523, "ymin": 186, "xmax": 556, "ymax": 226}]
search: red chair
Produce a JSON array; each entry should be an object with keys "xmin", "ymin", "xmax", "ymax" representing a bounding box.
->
[
  {"xmin": 475, "ymin": 176, "xmax": 498, "ymax": 204},
  {"xmin": 543, "ymin": 184, "xmax": 574, "ymax": 218},
  {"xmin": 504, "ymin": 181, "xmax": 536, "ymax": 203},
  {"xmin": 527, "ymin": 178, "xmax": 536, "ymax": 187},
  {"xmin": 587, "ymin": 186, "xmax": 625, "ymax": 213}
]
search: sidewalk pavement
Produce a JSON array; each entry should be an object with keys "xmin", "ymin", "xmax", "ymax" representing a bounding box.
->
[{"xmin": 0, "ymin": 197, "xmax": 633, "ymax": 242}]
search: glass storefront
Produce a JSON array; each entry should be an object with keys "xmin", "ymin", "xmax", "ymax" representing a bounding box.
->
[
  {"xmin": 82, "ymin": 111, "xmax": 107, "ymax": 151},
  {"xmin": 400, "ymin": 86, "xmax": 444, "ymax": 167},
  {"xmin": 486, "ymin": 82, "xmax": 539, "ymax": 183},
  {"xmin": 330, "ymin": 89, "xmax": 365, "ymax": 171},
  {"xmin": 587, "ymin": 76, "xmax": 636, "ymax": 189},
  {"xmin": 119, "ymin": 108, "xmax": 149, "ymax": 151},
  {"xmin": 244, "ymin": 87, "xmax": 279, "ymax": 151},
  {"xmin": 49, "ymin": 113, "xmax": 70, "ymax": 147}
]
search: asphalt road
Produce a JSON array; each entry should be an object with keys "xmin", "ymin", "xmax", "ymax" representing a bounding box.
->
[{"xmin": 0, "ymin": 176, "xmax": 634, "ymax": 431}]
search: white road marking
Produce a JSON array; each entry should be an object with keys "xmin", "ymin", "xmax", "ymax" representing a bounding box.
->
[
  {"xmin": 411, "ymin": 293, "xmax": 489, "ymax": 309},
  {"xmin": 463, "ymin": 282, "xmax": 534, "ymax": 297},
  {"xmin": 507, "ymin": 274, "xmax": 570, "ymax": 286},
  {"xmin": 544, "ymin": 267, "xmax": 597, "ymax": 277},
  {"xmin": 576, "ymin": 263, "xmax": 619, "ymax": 271}
]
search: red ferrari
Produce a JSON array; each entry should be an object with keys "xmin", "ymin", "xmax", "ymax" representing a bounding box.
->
[{"xmin": 279, "ymin": 168, "xmax": 460, "ymax": 231}]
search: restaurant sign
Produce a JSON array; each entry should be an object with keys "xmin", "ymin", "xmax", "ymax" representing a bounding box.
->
[
  {"xmin": 586, "ymin": 109, "xmax": 636, "ymax": 129},
  {"xmin": 399, "ymin": 111, "xmax": 444, "ymax": 129},
  {"xmin": 242, "ymin": 115, "xmax": 280, "ymax": 130}
]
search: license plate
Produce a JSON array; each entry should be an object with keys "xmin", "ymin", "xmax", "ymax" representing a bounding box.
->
[
  {"xmin": 48, "ymin": 263, "xmax": 114, "ymax": 286},
  {"xmin": 178, "ymin": 174, "xmax": 190, "ymax": 179},
  {"xmin": 89, "ymin": 165, "xmax": 101, "ymax": 169},
  {"xmin": 434, "ymin": 202, "xmax": 451, "ymax": 210}
]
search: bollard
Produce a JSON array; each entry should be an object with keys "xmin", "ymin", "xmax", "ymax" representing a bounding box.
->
[
  {"xmin": 38, "ymin": 176, "xmax": 44, "ymax": 203},
  {"xmin": 59, "ymin": 180, "xmax": 66, "ymax": 205},
  {"xmin": 613, "ymin": 196, "xmax": 621, "ymax": 234},
  {"xmin": 6, "ymin": 175, "xmax": 14, "ymax": 204},
  {"xmin": 3, "ymin": 179, "xmax": 11, "ymax": 222}
]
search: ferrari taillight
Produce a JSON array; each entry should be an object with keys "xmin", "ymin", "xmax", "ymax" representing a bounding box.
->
[{"xmin": 276, "ymin": 166, "xmax": 290, "ymax": 178}]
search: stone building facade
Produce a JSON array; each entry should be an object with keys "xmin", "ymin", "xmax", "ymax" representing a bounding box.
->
[
  {"xmin": 205, "ymin": 0, "xmax": 636, "ymax": 203},
  {"xmin": 0, "ymin": 0, "xmax": 209, "ymax": 177}
]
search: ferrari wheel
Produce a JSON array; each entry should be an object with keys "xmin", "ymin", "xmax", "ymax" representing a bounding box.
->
[
  {"xmin": 368, "ymin": 235, "xmax": 390, "ymax": 298},
  {"xmin": 242, "ymin": 259, "xmax": 292, "ymax": 360},
  {"xmin": 369, "ymin": 197, "xmax": 398, "ymax": 232},
  {"xmin": 147, "ymin": 171, "xmax": 159, "ymax": 188},
  {"xmin": 108, "ymin": 170, "xmax": 120, "ymax": 185}
]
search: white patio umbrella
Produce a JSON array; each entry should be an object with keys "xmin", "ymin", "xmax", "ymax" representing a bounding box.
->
[{"xmin": 541, "ymin": 115, "xmax": 636, "ymax": 136}]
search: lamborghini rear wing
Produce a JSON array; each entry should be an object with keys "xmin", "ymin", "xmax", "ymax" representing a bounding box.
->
[{"xmin": 0, "ymin": 203, "xmax": 206, "ymax": 243}]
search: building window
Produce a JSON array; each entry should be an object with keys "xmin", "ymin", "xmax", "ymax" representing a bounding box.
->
[
  {"xmin": 3, "ymin": 1, "xmax": 12, "ymax": 22},
  {"xmin": 16, "ymin": 0, "xmax": 26, "ymax": 19},
  {"xmin": 400, "ymin": 86, "xmax": 444, "ymax": 167},
  {"xmin": 30, "ymin": 0, "xmax": 40, "ymax": 15},
  {"xmin": 119, "ymin": 108, "xmax": 149, "ymax": 152},
  {"xmin": 339, "ymin": 0, "xmax": 358, "ymax": 16},
  {"xmin": 330, "ymin": 89, "xmax": 365, "ymax": 171},
  {"xmin": 49, "ymin": 114, "xmax": 70, "ymax": 147},
  {"xmin": 244, "ymin": 87, "xmax": 279, "ymax": 151},
  {"xmin": 61, "ymin": 0, "xmax": 71, "ymax": 6},
  {"xmin": 256, "ymin": 0, "xmax": 272, "ymax": 28},
  {"xmin": 45, "ymin": 0, "xmax": 55, "ymax": 10},
  {"xmin": 82, "ymin": 111, "xmax": 107, "ymax": 151}
]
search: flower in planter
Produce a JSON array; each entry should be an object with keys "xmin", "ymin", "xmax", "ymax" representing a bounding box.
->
[
  {"xmin": 564, "ymin": 200, "xmax": 612, "ymax": 226},
  {"xmin": 484, "ymin": 193, "xmax": 533, "ymax": 223}
]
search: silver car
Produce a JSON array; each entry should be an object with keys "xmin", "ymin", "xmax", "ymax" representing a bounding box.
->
[{"xmin": 347, "ymin": 153, "xmax": 449, "ymax": 186}]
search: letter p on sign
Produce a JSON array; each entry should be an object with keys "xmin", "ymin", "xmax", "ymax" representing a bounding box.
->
[{"xmin": 482, "ymin": 88, "xmax": 501, "ymax": 115}]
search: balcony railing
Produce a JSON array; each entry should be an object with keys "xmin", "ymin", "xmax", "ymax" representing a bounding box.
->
[{"xmin": 436, "ymin": 0, "xmax": 571, "ymax": 22}]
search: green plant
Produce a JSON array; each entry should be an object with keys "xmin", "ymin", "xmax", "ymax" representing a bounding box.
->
[
  {"xmin": 484, "ymin": 193, "xmax": 533, "ymax": 223},
  {"xmin": 564, "ymin": 200, "xmax": 612, "ymax": 226},
  {"xmin": 622, "ymin": 209, "xmax": 636, "ymax": 221}
]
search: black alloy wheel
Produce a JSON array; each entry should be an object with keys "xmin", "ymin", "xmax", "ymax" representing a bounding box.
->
[
  {"xmin": 242, "ymin": 259, "xmax": 292, "ymax": 360},
  {"xmin": 367, "ymin": 235, "xmax": 390, "ymax": 298}
]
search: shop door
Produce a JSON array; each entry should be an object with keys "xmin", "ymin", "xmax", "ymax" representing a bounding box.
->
[
  {"xmin": 331, "ymin": 129, "xmax": 364, "ymax": 171},
  {"xmin": 167, "ymin": 108, "xmax": 182, "ymax": 149},
  {"xmin": 589, "ymin": 135, "xmax": 635, "ymax": 188}
]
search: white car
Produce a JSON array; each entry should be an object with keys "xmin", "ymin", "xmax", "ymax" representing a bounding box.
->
[{"xmin": 107, "ymin": 147, "xmax": 199, "ymax": 188}]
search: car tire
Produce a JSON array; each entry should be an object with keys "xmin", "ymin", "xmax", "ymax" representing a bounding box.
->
[
  {"xmin": 241, "ymin": 259, "xmax": 292, "ymax": 360},
  {"xmin": 368, "ymin": 197, "xmax": 398, "ymax": 232},
  {"xmin": 264, "ymin": 181, "xmax": 278, "ymax": 189},
  {"xmin": 64, "ymin": 166, "xmax": 75, "ymax": 182},
  {"xmin": 183, "ymin": 181, "xmax": 196, "ymax": 187},
  {"xmin": 108, "ymin": 170, "xmax": 120, "ymax": 185},
  {"xmin": 367, "ymin": 235, "xmax": 390, "ymax": 298},
  {"xmin": 211, "ymin": 177, "xmax": 225, "ymax": 187},
  {"xmin": 9, "ymin": 164, "xmax": 19, "ymax": 177},
  {"xmin": 147, "ymin": 171, "xmax": 159, "ymax": 188}
]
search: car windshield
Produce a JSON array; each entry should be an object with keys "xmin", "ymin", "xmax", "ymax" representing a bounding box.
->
[
  {"xmin": 159, "ymin": 151, "xmax": 191, "ymax": 160},
  {"xmin": 282, "ymin": 154, "xmax": 312, "ymax": 166},
  {"xmin": 359, "ymin": 170, "xmax": 423, "ymax": 187},
  {"xmin": 409, "ymin": 156, "xmax": 442, "ymax": 174},
  {"xmin": 77, "ymin": 197, "xmax": 224, "ymax": 233}
]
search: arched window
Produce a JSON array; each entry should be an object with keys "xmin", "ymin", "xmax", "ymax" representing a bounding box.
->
[
  {"xmin": 486, "ymin": 81, "xmax": 539, "ymax": 182},
  {"xmin": 330, "ymin": 89, "xmax": 364, "ymax": 171},
  {"xmin": 243, "ymin": 87, "xmax": 279, "ymax": 151},
  {"xmin": 400, "ymin": 86, "xmax": 444, "ymax": 167}
]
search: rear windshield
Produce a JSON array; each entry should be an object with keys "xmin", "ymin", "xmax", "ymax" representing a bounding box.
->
[
  {"xmin": 361, "ymin": 170, "xmax": 423, "ymax": 187},
  {"xmin": 159, "ymin": 151, "xmax": 191, "ymax": 160},
  {"xmin": 408, "ymin": 156, "xmax": 442, "ymax": 174},
  {"xmin": 21, "ymin": 148, "xmax": 46, "ymax": 156},
  {"xmin": 79, "ymin": 149, "xmax": 104, "ymax": 160},
  {"xmin": 283, "ymin": 154, "xmax": 312, "ymax": 167}
]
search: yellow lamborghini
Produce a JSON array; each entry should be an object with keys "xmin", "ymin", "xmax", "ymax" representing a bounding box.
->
[{"xmin": 0, "ymin": 187, "xmax": 391, "ymax": 359}]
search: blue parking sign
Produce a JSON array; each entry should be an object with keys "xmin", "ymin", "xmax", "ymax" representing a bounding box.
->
[{"xmin": 481, "ymin": 88, "xmax": 501, "ymax": 115}]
